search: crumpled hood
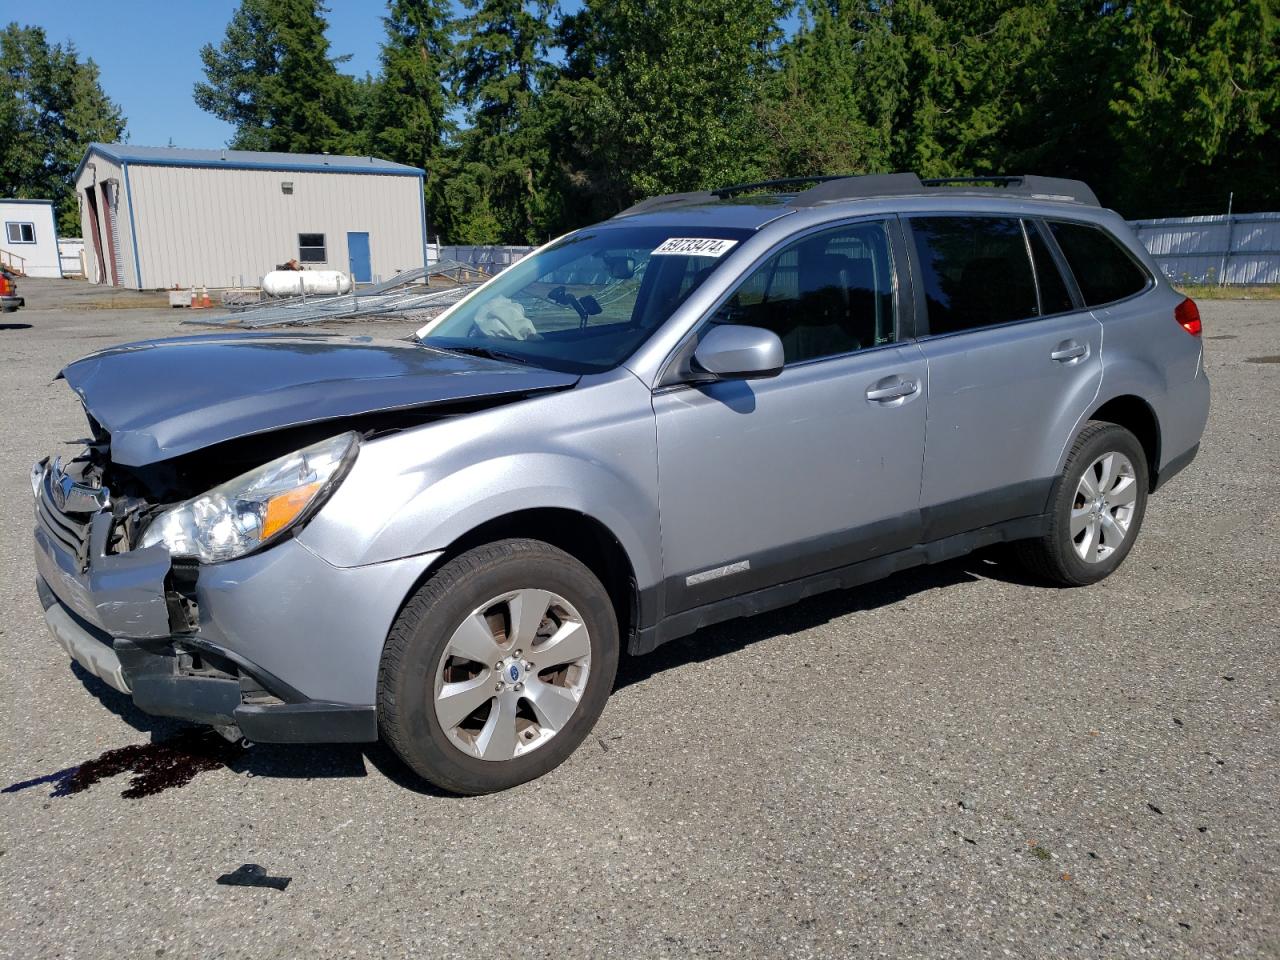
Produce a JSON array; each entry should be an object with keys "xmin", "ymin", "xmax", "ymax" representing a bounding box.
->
[{"xmin": 59, "ymin": 332, "xmax": 578, "ymax": 466}]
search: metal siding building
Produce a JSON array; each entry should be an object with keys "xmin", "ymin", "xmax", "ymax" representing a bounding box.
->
[
  {"xmin": 74, "ymin": 144, "xmax": 426, "ymax": 290},
  {"xmin": 0, "ymin": 199, "xmax": 62, "ymax": 278}
]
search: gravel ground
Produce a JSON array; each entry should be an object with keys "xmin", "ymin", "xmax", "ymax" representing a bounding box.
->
[{"xmin": 1, "ymin": 279, "xmax": 1277, "ymax": 959}]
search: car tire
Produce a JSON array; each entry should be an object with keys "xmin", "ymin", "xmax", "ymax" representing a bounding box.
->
[
  {"xmin": 378, "ymin": 538, "xmax": 619, "ymax": 794},
  {"xmin": 1013, "ymin": 421, "xmax": 1149, "ymax": 586}
]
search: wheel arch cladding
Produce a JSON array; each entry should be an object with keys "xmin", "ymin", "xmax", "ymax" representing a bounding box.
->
[
  {"xmin": 1088, "ymin": 394, "xmax": 1161, "ymax": 484},
  {"xmin": 393, "ymin": 507, "xmax": 642, "ymax": 653}
]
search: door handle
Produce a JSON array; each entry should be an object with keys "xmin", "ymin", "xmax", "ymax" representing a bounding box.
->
[
  {"xmin": 1051, "ymin": 341, "xmax": 1089, "ymax": 363},
  {"xmin": 865, "ymin": 377, "xmax": 919, "ymax": 402}
]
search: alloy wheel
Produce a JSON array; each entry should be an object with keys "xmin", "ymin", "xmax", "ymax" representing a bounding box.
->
[
  {"xmin": 433, "ymin": 589, "xmax": 592, "ymax": 761},
  {"xmin": 1071, "ymin": 451, "xmax": 1138, "ymax": 563}
]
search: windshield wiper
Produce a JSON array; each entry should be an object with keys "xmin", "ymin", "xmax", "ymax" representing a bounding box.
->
[{"xmin": 431, "ymin": 343, "xmax": 535, "ymax": 366}]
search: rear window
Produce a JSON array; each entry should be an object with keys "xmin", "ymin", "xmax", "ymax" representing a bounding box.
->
[{"xmin": 1048, "ymin": 221, "xmax": 1149, "ymax": 306}]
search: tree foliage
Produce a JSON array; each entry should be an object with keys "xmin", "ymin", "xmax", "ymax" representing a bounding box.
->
[
  {"xmin": 369, "ymin": 0, "xmax": 452, "ymax": 174},
  {"xmin": 435, "ymin": 0, "xmax": 557, "ymax": 243},
  {"xmin": 185, "ymin": 0, "xmax": 1280, "ymax": 238},
  {"xmin": 0, "ymin": 23, "xmax": 126, "ymax": 233},
  {"xmin": 194, "ymin": 0, "xmax": 365, "ymax": 154},
  {"xmin": 549, "ymin": 0, "xmax": 786, "ymax": 216}
]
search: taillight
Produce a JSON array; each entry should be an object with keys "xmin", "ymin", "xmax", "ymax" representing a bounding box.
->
[
  {"xmin": 0, "ymin": 276, "xmax": 9, "ymax": 295},
  {"xmin": 1175, "ymin": 297, "xmax": 1201, "ymax": 337}
]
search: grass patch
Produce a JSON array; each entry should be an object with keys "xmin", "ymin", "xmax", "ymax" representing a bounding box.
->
[{"xmin": 1175, "ymin": 284, "xmax": 1280, "ymax": 300}]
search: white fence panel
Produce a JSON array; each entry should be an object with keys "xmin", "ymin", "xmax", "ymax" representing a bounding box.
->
[
  {"xmin": 426, "ymin": 243, "xmax": 536, "ymax": 273},
  {"xmin": 1128, "ymin": 213, "xmax": 1280, "ymax": 285}
]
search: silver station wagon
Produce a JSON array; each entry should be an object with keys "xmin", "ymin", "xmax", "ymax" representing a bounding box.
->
[{"xmin": 32, "ymin": 173, "xmax": 1209, "ymax": 793}]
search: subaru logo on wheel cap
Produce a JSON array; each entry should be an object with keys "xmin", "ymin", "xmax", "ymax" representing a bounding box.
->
[{"xmin": 508, "ymin": 664, "xmax": 521, "ymax": 682}]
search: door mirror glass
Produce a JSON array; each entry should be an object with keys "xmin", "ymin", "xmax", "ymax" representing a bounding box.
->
[{"xmin": 691, "ymin": 324, "xmax": 784, "ymax": 380}]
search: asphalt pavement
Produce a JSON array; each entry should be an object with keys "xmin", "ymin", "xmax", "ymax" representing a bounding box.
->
[{"xmin": 1, "ymin": 278, "xmax": 1277, "ymax": 959}]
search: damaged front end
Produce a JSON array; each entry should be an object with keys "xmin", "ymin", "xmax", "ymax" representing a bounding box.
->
[
  {"xmin": 32, "ymin": 438, "xmax": 381, "ymax": 744},
  {"xmin": 34, "ymin": 333, "xmax": 577, "ymax": 744},
  {"xmin": 31, "ymin": 415, "xmax": 443, "ymax": 745}
]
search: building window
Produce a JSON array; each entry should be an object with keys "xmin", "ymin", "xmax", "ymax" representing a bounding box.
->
[
  {"xmin": 298, "ymin": 233, "xmax": 326, "ymax": 263},
  {"xmin": 5, "ymin": 222, "xmax": 36, "ymax": 244},
  {"xmin": 281, "ymin": 181, "xmax": 294, "ymax": 195}
]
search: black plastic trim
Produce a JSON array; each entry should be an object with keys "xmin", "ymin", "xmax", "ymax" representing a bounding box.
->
[
  {"xmin": 112, "ymin": 635, "xmax": 377, "ymax": 742},
  {"xmin": 663, "ymin": 510, "xmax": 922, "ymax": 614},
  {"xmin": 1151, "ymin": 442, "xmax": 1199, "ymax": 493},
  {"xmin": 632, "ymin": 513, "xmax": 1049, "ymax": 655},
  {"xmin": 234, "ymin": 702, "xmax": 377, "ymax": 743}
]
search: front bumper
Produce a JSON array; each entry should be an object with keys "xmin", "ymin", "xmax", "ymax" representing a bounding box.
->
[
  {"xmin": 36, "ymin": 576, "xmax": 377, "ymax": 742},
  {"xmin": 33, "ymin": 461, "xmax": 439, "ymax": 743}
]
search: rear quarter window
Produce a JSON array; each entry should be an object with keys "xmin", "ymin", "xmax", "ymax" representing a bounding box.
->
[{"xmin": 1048, "ymin": 221, "xmax": 1150, "ymax": 307}]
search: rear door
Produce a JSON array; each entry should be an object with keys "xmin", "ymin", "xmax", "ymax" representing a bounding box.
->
[
  {"xmin": 653, "ymin": 218, "xmax": 928, "ymax": 614},
  {"xmin": 905, "ymin": 215, "xmax": 1103, "ymax": 540}
]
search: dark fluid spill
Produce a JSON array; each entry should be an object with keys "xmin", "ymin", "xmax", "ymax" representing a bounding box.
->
[{"xmin": 3, "ymin": 730, "xmax": 241, "ymax": 799}]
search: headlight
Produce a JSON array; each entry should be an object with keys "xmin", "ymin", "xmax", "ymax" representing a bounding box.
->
[
  {"xmin": 138, "ymin": 432, "xmax": 359, "ymax": 563},
  {"xmin": 31, "ymin": 459, "xmax": 47, "ymax": 497}
]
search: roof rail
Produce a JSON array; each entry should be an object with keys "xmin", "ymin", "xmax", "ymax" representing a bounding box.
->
[
  {"xmin": 614, "ymin": 190, "xmax": 717, "ymax": 218},
  {"xmin": 613, "ymin": 172, "xmax": 1099, "ymax": 219},
  {"xmin": 614, "ymin": 176, "xmax": 857, "ymax": 217},
  {"xmin": 793, "ymin": 173, "xmax": 1099, "ymax": 207}
]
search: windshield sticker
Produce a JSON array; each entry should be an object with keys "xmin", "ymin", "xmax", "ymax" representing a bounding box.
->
[{"xmin": 651, "ymin": 238, "xmax": 738, "ymax": 258}]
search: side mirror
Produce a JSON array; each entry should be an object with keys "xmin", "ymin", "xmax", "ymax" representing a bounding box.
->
[{"xmin": 691, "ymin": 324, "xmax": 784, "ymax": 380}]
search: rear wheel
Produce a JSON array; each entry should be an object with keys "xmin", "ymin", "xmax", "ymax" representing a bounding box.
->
[
  {"xmin": 378, "ymin": 539, "xmax": 619, "ymax": 794},
  {"xmin": 1013, "ymin": 421, "xmax": 1149, "ymax": 586}
]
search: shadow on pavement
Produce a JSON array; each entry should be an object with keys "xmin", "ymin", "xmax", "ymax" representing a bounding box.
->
[
  {"xmin": 615, "ymin": 547, "xmax": 1052, "ymax": 691},
  {"xmin": 6, "ymin": 547, "xmax": 1053, "ymax": 798}
]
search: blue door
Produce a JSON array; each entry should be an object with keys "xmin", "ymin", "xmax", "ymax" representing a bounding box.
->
[{"xmin": 347, "ymin": 232, "xmax": 371, "ymax": 283}]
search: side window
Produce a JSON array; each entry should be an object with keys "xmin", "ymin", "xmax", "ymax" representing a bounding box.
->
[
  {"xmin": 710, "ymin": 221, "xmax": 896, "ymax": 364},
  {"xmin": 911, "ymin": 216, "xmax": 1038, "ymax": 335},
  {"xmin": 298, "ymin": 233, "xmax": 327, "ymax": 263},
  {"xmin": 1026, "ymin": 221, "xmax": 1075, "ymax": 315},
  {"xmin": 1048, "ymin": 221, "xmax": 1150, "ymax": 306},
  {"xmin": 6, "ymin": 222, "xmax": 36, "ymax": 244}
]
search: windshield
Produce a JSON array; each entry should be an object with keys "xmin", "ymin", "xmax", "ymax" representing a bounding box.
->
[{"xmin": 418, "ymin": 225, "xmax": 751, "ymax": 373}]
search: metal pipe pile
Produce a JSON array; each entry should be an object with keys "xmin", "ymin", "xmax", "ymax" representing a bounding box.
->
[{"xmin": 183, "ymin": 262, "xmax": 488, "ymax": 329}]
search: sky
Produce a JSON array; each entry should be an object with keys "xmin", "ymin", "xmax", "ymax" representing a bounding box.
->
[{"xmin": 7, "ymin": 1, "xmax": 415, "ymax": 149}]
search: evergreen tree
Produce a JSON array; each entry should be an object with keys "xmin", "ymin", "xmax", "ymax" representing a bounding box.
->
[
  {"xmin": 369, "ymin": 0, "xmax": 453, "ymax": 241},
  {"xmin": 194, "ymin": 0, "xmax": 365, "ymax": 154},
  {"xmin": 0, "ymin": 23, "xmax": 126, "ymax": 233},
  {"xmin": 758, "ymin": 1, "xmax": 892, "ymax": 178},
  {"xmin": 443, "ymin": 0, "xmax": 556, "ymax": 243},
  {"xmin": 551, "ymin": 0, "xmax": 785, "ymax": 218},
  {"xmin": 1109, "ymin": 0, "xmax": 1280, "ymax": 215}
]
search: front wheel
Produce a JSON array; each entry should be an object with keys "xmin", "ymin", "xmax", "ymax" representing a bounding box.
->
[
  {"xmin": 378, "ymin": 539, "xmax": 619, "ymax": 794},
  {"xmin": 1013, "ymin": 421, "xmax": 1149, "ymax": 586}
]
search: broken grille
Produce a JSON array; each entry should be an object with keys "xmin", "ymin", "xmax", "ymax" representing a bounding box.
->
[{"xmin": 37, "ymin": 486, "xmax": 92, "ymax": 569}]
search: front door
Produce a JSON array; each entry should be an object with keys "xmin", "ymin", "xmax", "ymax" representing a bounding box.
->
[
  {"xmin": 347, "ymin": 231, "xmax": 371, "ymax": 283},
  {"xmin": 654, "ymin": 219, "xmax": 928, "ymax": 615}
]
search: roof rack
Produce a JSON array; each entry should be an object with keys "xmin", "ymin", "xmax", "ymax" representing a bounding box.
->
[
  {"xmin": 613, "ymin": 172, "xmax": 1099, "ymax": 218},
  {"xmin": 793, "ymin": 173, "xmax": 1100, "ymax": 207}
]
